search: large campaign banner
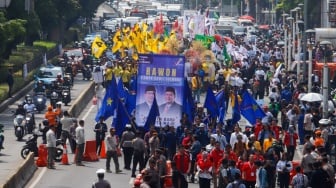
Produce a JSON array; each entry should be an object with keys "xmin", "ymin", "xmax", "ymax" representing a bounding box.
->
[{"xmin": 136, "ymin": 54, "xmax": 185, "ymax": 128}]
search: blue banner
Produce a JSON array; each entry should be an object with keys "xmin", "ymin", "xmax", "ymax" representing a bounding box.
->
[{"xmin": 136, "ymin": 54, "xmax": 185, "ymax": 127}]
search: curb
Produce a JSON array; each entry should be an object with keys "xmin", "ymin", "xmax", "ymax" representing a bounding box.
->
[
  {"xmin": 0, "ymin": 82, "xmax": 34, "ymax": 113},
  {"xmin": 1, "ymin": 152, "xmax": 37, "ymax": 188},
  {"xmin": 68, "ymin": 81, "xmax": 95, "ymax": 117}
]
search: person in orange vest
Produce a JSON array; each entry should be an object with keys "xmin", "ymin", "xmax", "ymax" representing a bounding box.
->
[
  {"xmin": 314, "ymin": 130, "xmax": 324, "ymax": 148},
  {"xmin": 196, "ymin": 151, "xmax": 212, "ymax": 188},
  {"xmin": 45, "ymin": 106, "xmax": 57, "ymax": 127}
]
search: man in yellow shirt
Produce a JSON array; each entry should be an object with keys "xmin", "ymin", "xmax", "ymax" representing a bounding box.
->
[
  {"xmin": 248, "ymin": 134, "xmax": 262, "ymax": 151},
  {"xmin": 120, "ymin": 66, "xmax": 131, "ymax": 89},
  {"xmin": 262, "ymin": 132, "xmax": 275, "ymax": 152}
]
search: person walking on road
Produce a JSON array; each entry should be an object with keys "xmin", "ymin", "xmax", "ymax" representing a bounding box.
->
[
  {"xmin": 94, "ymin": 117, "xmax": 108, "ymax": 155},
  {"xmin": 92, "ymin": 168, "xmax": 111, "ymax": 188},
  {"xmin": 105, "ymin": 127, "xmax": 122, "ymax": 173},
  {"xmin": 131, "ymin": 131, "xmax": 146, "ymax": 177},
  {"xmin": 120, "ymin": 124, "xmax": 135, "ymax": 170},
  {"xmin": 75, "ymin": 120, "xmax": 85, "ymax": 166},
  {"xmin": 60, "ymin": 111, "xmax": 73, "ymax": 146},
  {"xmin": 46, "ymin": 126, "xmax": 57, "ymax": 169},
  {"xmin": 6, "ymin": 68, "xmax": 14, "ymax": 98}
]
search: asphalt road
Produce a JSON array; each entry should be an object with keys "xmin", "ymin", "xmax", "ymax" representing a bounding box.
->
[
  {"xmin": 0, "ymin": 76, "xmax": 93, "ymax": 185},
  {"xmin": 25, "ymin": 94, "xmax": 200, "ymax": 188},
  {"xmin": 24, "ymin": 91, "xmax": 304, "ymax": 188}
]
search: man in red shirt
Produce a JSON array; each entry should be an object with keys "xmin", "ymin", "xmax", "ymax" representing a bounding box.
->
[
  {"xmin": 173, "ymin": 145, "xmax": 191, "ymax": 188},
  {"xmin": 182, "ymin": 131, "xmax": 192, "ymax": 149},
  {"xmin": 270, "ymin": 118, "xmax": 281, "ymax": 140},
  {"xmin": 254, "ymin": 118, "xmax": 263, "ymax": 139},
  {"xmin": 209, "ymin": 141, "xmax": 224, "ymax": 188},
  {"xmin": 241, "ymin": 154, "xmax": 257, "ymax": 188},
  {"xmin": 223, "ymin": 144, "xmax": 238, "ymax": 161}
]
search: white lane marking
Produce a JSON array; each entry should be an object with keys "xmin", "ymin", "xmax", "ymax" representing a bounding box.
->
[
  {"xmin": 27, "ymin": 105, "xmax": 95, "ymax": 187},
  {"xmin": 27, "ymin": 167, "xmax": 47, "ymax": 188},
  {"xmin": 82, "ymin": 105, "xmax": 95, "ymax": 120}
]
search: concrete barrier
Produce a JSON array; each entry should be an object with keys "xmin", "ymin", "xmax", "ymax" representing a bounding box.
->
[
  {"xmin": 1, "ymin": 152, "xmax": 37, "ymax": 188},
  {"xmin": 68, "ymin": 81, "xmax": 95, "ymax": 117}
]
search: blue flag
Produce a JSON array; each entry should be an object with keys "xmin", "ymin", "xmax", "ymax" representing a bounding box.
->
[
  {"xmin": 125, "ymin": 92, "xmax": 136, "ymax": 115},
  {"xmin": 215, "ymin": 90, "xmax": 226, "ymax": 123},
  {"xmin": 204, "ymin": 87, "xmax": 219, "ymax": 118},
  {"xmin": 144, "ymin": 96, "xmax": 160, "ymax": 131},
  {"xmin": 113, "ymin": 98, "xmax": 131, "ymax": 136},
  {"xmin": 231, "ymin": 92, "xmax": 241, "ymax": 125},
  {"xmin": 95, "ymin": 75, "xmax": 118, "ymax": 122},
  {"xmin": 117, "ymin": 77, "xmax": 127, "ymax": 99},
  {"xmin": 183, "ymin": 79, "xmax": 195, "ymax": 122},
  {"xmin": 240, "ymin": 91, "xmax": 266, "ymax": 125}
]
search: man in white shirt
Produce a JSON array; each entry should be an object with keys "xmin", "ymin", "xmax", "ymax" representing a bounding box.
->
[
  {"xmin": 105, "ymin": 127, "xmax": 122, "ymax": 173},
  {"xmin": 230, "ymin": 125, "xmax": 248, "ymax": 148},
  {"xmin": 46, "ymin": 126, "xmax": 57, "ymax": 169},
  {"xmin": 211, "ymin": 128, "xmax": 228, "ymax": 150},
  {"xmin": 60, "ymin": 110, "xmax": 74, "ymax": 146},
  {"xmin": 75, "ymin": 120, "xmax": 85, "ymax": 166}
]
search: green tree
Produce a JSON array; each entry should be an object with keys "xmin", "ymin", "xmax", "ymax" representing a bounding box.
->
[{"xmin": 0, "ymin": 11, "xmax": 27, "ymax": 59}]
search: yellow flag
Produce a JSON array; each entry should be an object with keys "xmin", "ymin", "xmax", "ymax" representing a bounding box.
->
[
  {"xmin": 113, "ymin": 30, "xmax": 121, "ymax": 44},
  {"xmin": 91, "ymin": 36, "xmax": 107, "ymax": 58}
]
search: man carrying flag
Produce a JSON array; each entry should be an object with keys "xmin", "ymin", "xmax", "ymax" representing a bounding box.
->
[{"xmin": 91, "ymin": 36, "xmax": 107, "ymax": 58}]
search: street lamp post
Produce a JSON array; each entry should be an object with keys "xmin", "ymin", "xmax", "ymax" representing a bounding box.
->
[
  {"xmin": 321, "ymin": 40, "xmax": 332, "ymax": 119},
  {"xmin": 307, "ymin": 42, "xmax": 313, "ymax": 92},
  {"xmin": 282, "ymin": 13, "xmax": 289, "ymax": 68},
  {"xmin": 291, "ymin": 9, "xmax": 297, "ymax": 59},
  {"xmin": 286, "ymin": 16, "xmax": 294, "ymax": 70}
]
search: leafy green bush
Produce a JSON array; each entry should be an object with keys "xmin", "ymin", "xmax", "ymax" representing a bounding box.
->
[{"xmin": 33, "ymin": 41, "xmax": 57, "ymax": 50}]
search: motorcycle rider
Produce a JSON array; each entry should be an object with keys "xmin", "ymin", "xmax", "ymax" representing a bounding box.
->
[
  {"xmin": 23, "ymin": 97, "xmax": 36, "ymax": 127},
  {"xmin": 56, "ymin": 73, "xmax": 64, "ymax": 84},
  {"xmin": 14, "ymin": 104, "xmax": 26, "ymax": 116},
  {"xmin": 34, "ymin": 80, "xmax": 46, "ymax": 93}
]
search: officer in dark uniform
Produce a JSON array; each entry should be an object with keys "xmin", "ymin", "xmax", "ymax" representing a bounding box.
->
[
  {"xmin": 120, "ymin": 124, "xmax": 135, "ymax": 170},
  {"xmin": 92, "ymin": 169, "xmax": 111, "ymax": 188}
]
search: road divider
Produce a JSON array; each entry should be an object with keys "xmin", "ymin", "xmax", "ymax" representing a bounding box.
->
[
  {"xmin": 68, "ymin": 81, "xmax": 95, "ymax": 117},
  {"xmin": 2, "ymin": 152, "xmax": 37, "ymax": 188}
]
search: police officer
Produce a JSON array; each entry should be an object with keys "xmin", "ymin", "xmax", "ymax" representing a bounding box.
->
[
  {"xmin": 92, "ymin": 169, "xmax": 111, "ymax": 188},
  {"xmin": 120, "ymin": 124, "xmax": 135, "ymax": 170},
  {"xmin": 94, "ymin": 117, "xmax": 108, "ymax": 155}
]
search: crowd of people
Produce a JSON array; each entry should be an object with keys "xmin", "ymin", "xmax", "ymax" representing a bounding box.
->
[{"xmin": 82, "ymin": 19, "xmax": 336, "ymax": 188}]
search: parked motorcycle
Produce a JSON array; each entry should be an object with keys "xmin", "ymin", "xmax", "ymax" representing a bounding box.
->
[
  {"xmin": 61, "ymin": 86, "xmax": 71, "ymax": 106},
  {"xmin": 20, "ymin": 131, "xmax": 63, "ymax": 161},
  {"xmin": 33, "ymin": 92, "xmax": 47, "ymax": 113},
  {"xmin": 13, "ymin": 114, "xmax": 25, "ymax": 140}
]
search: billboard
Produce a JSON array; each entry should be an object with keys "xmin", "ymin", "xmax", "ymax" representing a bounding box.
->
[{"xmin": 135, "ymin": 54, "xmax": 185, "ymax": 128}]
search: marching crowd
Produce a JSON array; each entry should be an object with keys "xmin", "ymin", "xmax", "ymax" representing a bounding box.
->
[
  {"xmin": 86, "ymin": 22, "xmax": 336, "ymax": 188},
  {"xmin": 38, "ymin": 19, "xmax": 336, "ymax": 188}
]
